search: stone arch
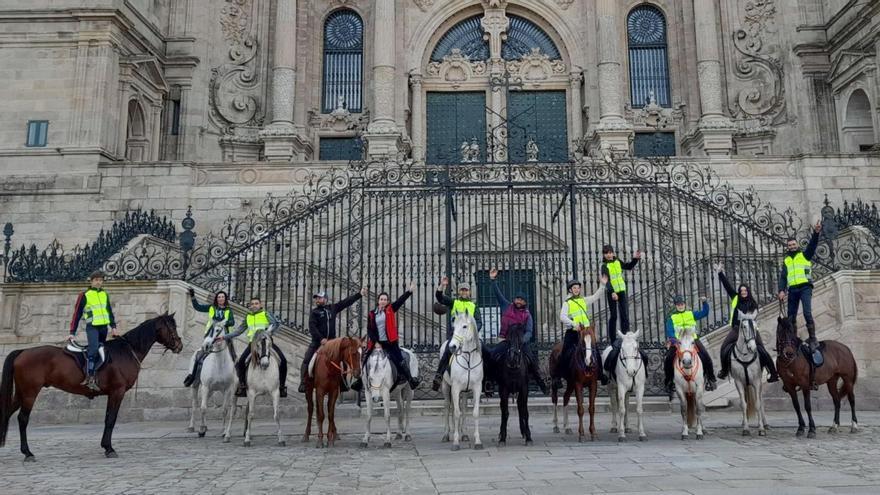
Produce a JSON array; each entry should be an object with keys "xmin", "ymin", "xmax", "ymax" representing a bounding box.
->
[
  {"xmin": 125, "ymin": 99, "xmax": 149, "ymax": 161},
  {"xmin": 842, "ymin": 88, "xmax": 875, "ymax": 152}
]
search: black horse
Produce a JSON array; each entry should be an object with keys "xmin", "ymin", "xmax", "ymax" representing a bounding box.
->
[{"xmin": 483, "ymin": 324, "xmax": 536, "ymax": 446}]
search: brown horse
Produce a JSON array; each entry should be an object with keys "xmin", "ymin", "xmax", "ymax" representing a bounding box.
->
[
  {"xmin": 0, "ymin": 314, "xmax": 182, "ymax": 460},
  {"xmin": 549, "ymin": 325, "xmax": 599, "ymax": 442},
  {"xmin": 775, "ymin": 316, "xmax": 858, "ymax": 438},
  {"xmin": 303, "ymin": 336, "xmax": 361, "ymax": 447}
]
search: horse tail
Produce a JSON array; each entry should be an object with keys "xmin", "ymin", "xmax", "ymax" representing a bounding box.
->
[
  {"xmin": 686, "ymin": 392, "xmax": 696, "ymax": 428},
  {"xmin": 745, "ymin": 385, "xmax": 757, "ymax": 420},
  {"xmin": 0, "ymin": 350, "xmax": 23, "ymax": 447}
]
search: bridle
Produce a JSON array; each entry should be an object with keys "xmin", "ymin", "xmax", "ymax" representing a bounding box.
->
[
  {"xmin": 449, "ymin": 319, "xmax": 482, "ymax": 392},
  {"xmin": 328, "ymin": 338, "xmax": 361, "ymax": 387},
  {"xmin": 674, "ymin": 335, "xmax": 701, "ymax": 395},
  {"xmin": 617, "ymin": 336, "xmax": 643, "ymax": 390},
  {"xmin": 367, "ymin": 346, "xmax": 390, "ymax": 392}
]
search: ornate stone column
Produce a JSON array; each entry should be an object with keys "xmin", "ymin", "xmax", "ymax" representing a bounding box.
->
[
  {"xmin": 261, "ymin": 0, "xmax": 310, "ymax": 162},
  {"xmin": 482, "ymin": 4, "xmax": 510, "ymax": 163},
  {"xmin": 569, "ymin": 71, "xmax": 584, "ymax": 152},
  {"xmin": 691, "ymin": 0, "xmax": 735, "ymax": 156},
  {"xmin": 363, "ymin": 0, "xmax": 403, "ymax": 158},
  {"xmin": 593, "ymin": 0, "xmax": 633, "ymax": 153},
  {"xmin": 409, "ymin": 73, "xmax": 425, "ymax": 162}
]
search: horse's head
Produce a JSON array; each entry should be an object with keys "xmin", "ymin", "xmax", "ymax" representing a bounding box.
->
[
  {"xmin": 776, "ymin": 316, "xmax": 798, "ymax": 361},
  {"xmin": 448, "ymin": 314, "xmax": 478, "ymax": 353},
  {"xmin": 576, "ymin": 325, "xmax": 595, "ymax": 369},
  {"xmin": 737, "ymin": 310, "xmax": 758, "ymax": 353},
  {"xmin": 619, "ymin": 330, "xmax": 642, "ymax": 377},
  {"xmin": 156, "ymin": 313, "xmax": 183, "ymax": 353},
  {"xmin": 676, "ymin": 328, "xmax": 698, "ymax": 371},
  {"xmin": 250, "ymin": 331, "xmax": 273, "ymax": 370},
  {"xmin": 202, "ymin": 320, "xmax": 227, "ymax": 353},
  {"xmin": 505, "ymin": 324, "xmax": 525, "ymax": 369},
  {"xmin": 367, "ymin": 343, "xmax": 389, "ymax": 392}
]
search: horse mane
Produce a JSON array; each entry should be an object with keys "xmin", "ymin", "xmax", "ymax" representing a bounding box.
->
[
  {"xmin": 507, "ymin": 324, "xmax": 524, "ymax": 347},
  {"xmin": 320, "ymin": 337, "xmax": 350, "ymax": 361},
  {"xmin": 107, "ymin": 314, "xmax": 161, "ymax": 355}
]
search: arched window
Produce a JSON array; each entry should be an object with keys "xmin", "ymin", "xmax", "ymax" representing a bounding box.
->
[
  {"xmin": 322, "ymin": 10, "xmax": 363, "ymax": 113},
  {"xmin": 627, "ymin": 5, "xmax": 670, "ymax": 108},
  {"xmin": 843, "ymin": 89, "xmax": 875, "ymax": 152},
  {"xmin": 430, "ymin": 14, "xmax": 560, "ymax": 62},
  {"xmin": 502, "ymin": 15, "xmax": 560, "ymax": 60},
  {"xmin": 430, "ymin": 15, "xmax": 489, "ymax": 62}
]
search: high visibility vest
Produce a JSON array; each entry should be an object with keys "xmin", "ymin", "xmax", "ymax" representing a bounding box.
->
[
  {"xmin": 246, "ymin": 311, "xmax": 270, "ymax": 342},
  {"xmin": 728, "ymin": 295, "xmax": 738, "ymax": 326},
  {"xmin": 784, "ymin": 252, "xmax": 812, "ymax": 287},
  {"xmin": 607, "ymin": 260, "xmax": 626, "ymax": 293},
  {"xmin": 670, "ymin": 311, "xmax": 697, "ymax": 340},
  {"xmin": 566, "ymin": 297, "xmax": 590, "ymax": 327},
  {"xmin": 84, "ymin": 289, "xmax": 110, "ymax": 326},
  {"xmin": 205, "ymin": 306, "xmax": 232, "ymax": 334},
  {"xmin": 451, "ymin": 299, "xmax": 476, "ymax": 319}
]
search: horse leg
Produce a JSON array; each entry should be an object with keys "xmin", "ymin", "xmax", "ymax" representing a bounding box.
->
[
  {"xmin": 244, "ymin": 394, "xmax": 255, "ymax": 447},
  {"xmin": 636, "ymin": 381, "xmax": 647, "ymax": 441},
  {"xmin": 562, "ymin": 385, "xmax": 573, "ymax": 435},
  {"xmin": 518, "ymin": 389, "xmax": 532, "ymax": 445},
  {"xmin": 327, "ymin": 389, "xmax": 339, "ymax": 447},
  {"xmin": 694, "ymin": 387, "xmax": 705, "ymax": 440},
  {"xmin": 16, "ymin": 390, "xmax": 36, "ymax": 461},
  {"xmin": 575, "ymin": 384, "xmax": 585, "ymax": 443},
  {"xmin": 551, "ymin": 382, "xmax": 560, "ymax": 434},
  {"xmin": 451, "ymin": 385, "xmax": 462, "ymax": 451},
  {"xmin": 402, "ymin": 387, "xmax": 413, "ymax": 442},
  {"xmin": 757, "ymin": 380, "xmax": 769, "ymax": 434},
  {"xmin": 734, "ymin": 376, "xmax": 749, "ymax": 436},
  {"xmin": 100, "ymin": 391, "xmax": 124, "ymax": 458},
  {"xmin": 802, "ymin": 387, "xmax": 816, "ymax": 438},
  {"xmin": 678, "ymin": 387, "xmax": 689, "ymax": 441},
  {"xmin": 315, "ymin": 390, "xmax": 326, "ymax": 448},
  {"xmin": 382, "ymin": 387, "xmax": 392, "ymax": 448},
  {"xmin": 395, "ymin": 390, "xmax": 404, "ymax": 440},
  {"xmin": 827, "ymin": 378, "xmax": 841, "ymax": 434},
  {"xmin": 608, "ymin": 380, "xmax": 619, "ymax": 434},
  {"xmin": 616, "ymin": 384, "xmax": 627, "ymax": 442},
  {"xmin": 273, "ymin": 388, "xmax": 284, "ymax": 446},
  {"xmin": 788, "ymin": 388, "xmax": 806, "ymax": 437},
  {"xmin": 842, "ymin": 378, "xmax": 858, "ymax": 433},
  {"xmin": 588, "ymin": 379, "xmax": 597, "ymax": 441},
  {"xmin": 187, "ymin": 385, "xmax": 197, "ymax": 433},
  {"xmin": 441, "ymin": 383, "xmax": 451, "ymax": 442},
  {"xmin": 222, "ymin": 387, "xmax": 235, "ymax": 443},
  {"xmin": 361, "ymin": 386, "xmax": 373, "ymax": 448},
  {"xmin": 472, "ymin": 380, "xmax": 482, "ymax": 450},
  {"xmin": 498, "ymin": 387, "xmax": 509, "ymax": 446},
  {"xmin": 198, "ymin": 385, "xmax": 209, "ymax": 438}
]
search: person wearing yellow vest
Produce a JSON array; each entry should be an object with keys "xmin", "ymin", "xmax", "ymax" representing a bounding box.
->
[
  {"xmin": 778, "ymin": 221, "xmax": 822, "ymax": 353},
  {"xmin": 431, "ymin": 276, "xmax": 483, "ymax": 392},
  {"xmin": 551, "ymin": 276, "xmax": 608, "ymax": 390},
  {"xmin": 225, "ymin": 297, "xmax": 288, "ymax": 397},
  {"xmin": 68, "ymin": 271, "xmax": 119, "ymax": 391},
  {"xmin": 663, "ymin": 295, "xmax": 716, "ymax": 398},
  {"xmin": 600, "ymin": 245, "xmax": 642, "ymax": 342},
  {"xmin": 183, "ymin": 288, "xmax": 237, "ymax": 387}
]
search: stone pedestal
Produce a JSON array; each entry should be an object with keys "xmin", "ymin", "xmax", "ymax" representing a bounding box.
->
[
  {"xmin": 260, "ymin": 123, "xmax": 311, "ymax": 162},
  {"xmin": 594, "ymin": 0, "xmax": 633, "ymax": 155}
]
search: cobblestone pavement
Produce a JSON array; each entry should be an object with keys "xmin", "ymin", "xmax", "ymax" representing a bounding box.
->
[{"xmin": 2, "ymin": 408, "xmax": 879, "ymax": 495}]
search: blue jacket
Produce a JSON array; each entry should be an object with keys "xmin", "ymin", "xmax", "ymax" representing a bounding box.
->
[{"xmin": 665, "ymin": 301, "xmax": 710, "ymax": 340}]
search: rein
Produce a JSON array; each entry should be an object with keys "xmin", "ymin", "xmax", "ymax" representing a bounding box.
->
[
  {"xmin": 450, "ymin": 324, "xmax": 482, "ymax": 392},
  {"xmin": 675, "ymin": 345, "xmax": 701, "ymax": 396},
  {"xmin": 617, "ymin": 344, "xmax": 643, "ymax": 391}
]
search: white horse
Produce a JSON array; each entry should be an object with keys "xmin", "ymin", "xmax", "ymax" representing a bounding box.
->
[
  {"xmin": 440, "ymin": 314, "xmax": 483, "ymax": 451},
  {"xmin": 730, "ymin": 310, "xmax": 769, "ymax": 437},
  {"xmin": 241, "ymin": 331, "xmax": 284, "ymax": 447},
  {"xmin": 360, "ymin": 343, "xmax": 419, "ymax": 448},
  {"xmin": 602, "ymin": 330, "xmax": 647, "ymax": 442},
  {"xmin": 187, "ymin": 321, "xmax": 237, "ymax": 442},
  {"xmin": 673, "ymin": 328, "xmax": 705, "ymax": 440}
]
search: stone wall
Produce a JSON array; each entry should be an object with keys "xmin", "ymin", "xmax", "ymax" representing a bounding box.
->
[{"xmin": 0, "ymin": 280, "xmax": 311, "ymax": 424}]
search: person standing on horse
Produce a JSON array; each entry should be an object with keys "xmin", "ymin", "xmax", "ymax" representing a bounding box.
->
[
  {"xmin": 664, "ymin": 295, "xmax": 717, "ymax": 398},
  {"xmin": 778, "ymin": 221, "xmax": 822, "ymax": 352},
  {"xmin": 601, "ymin": 245, "xmax": 641, "ymax": 342},
  {"xmin": 715, "ymin": 264, "xmax": 779, "ymax": 383},
  {"xmin": 552, "ymin": 276, "xmax": 608, "ymax": 389},
  {"xmin": 68, "ymin": 271, "xmax": 119, "ymax": 391},
  {"xmin": 227, "ymin": 297, "xmax": 288, "ymax": 397},
  {"xmin": 298, "ymin": 287, "xmax": 367, "ymax": 393},
  {"xmin": 183, "ymin": 287, "xmax": 236, "ymax": 387},
  {"xmin": 353, "ymin": 283, "xmax": 420, "ymax": 391},
  {"xmin": 484, "ymin": 268, "xmax": 549, "ymax": 394},
  {"xmin": 431, "ymin": 277, "xmax": 483, "ymax": 392}
]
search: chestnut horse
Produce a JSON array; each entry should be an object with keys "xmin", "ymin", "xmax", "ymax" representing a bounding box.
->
[
  {"xmin": 303, "ymin": 336, "xmax": 361, "ymax": 447},
  {"xmin": 0, "ymin": 314, "xmax": 182, "ymax": 460},
  {"xmin": 549, "ymin": 324, "xmax": 599, "ymax": 442},
  {"xmin": 776, "ymin": 316, "xmax": 858, "ymax": 438}
]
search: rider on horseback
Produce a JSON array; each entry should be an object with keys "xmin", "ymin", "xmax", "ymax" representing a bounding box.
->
[
  {"xmin": 68, "ymin": 271, "xmax": 119, "ymax": 392},
  {"xmin": 298, "ymin": 288, "xmax": 366, "ymax": 393},
  {"xmin": 183, "ymin": 288, "xmax": 236, "ymax": 387},
  {"xmin": 715, "ymin": 264, "xmax": 779, "ymax": 383},
  {"xmin": 552, "ymin": 276, "xmax": 608, "ymax": 389},
  {"xmin": 600, "ymin": 245, "xmax": 642, "ymax": 342},
  {"xmin": 228, "ymin": 297, "xmax": 288, "ymax": 398},
  {"xmin": 778, "ymin": 222, "xmax": 822, "ymax": 350},
  {"xmin": 664, "ymin": 295, "xmax": 717, "ymax": 398},
  {"xmin": 431, "ymin": 277, "xmax": 483, "ymax": 392},
  {"xmin": 352, "ymin": 284, "xmax": 421, "ymax": 391},
  {"xmin": 484, "ymin": 268, "xmax": 549, "ymax": 395}
]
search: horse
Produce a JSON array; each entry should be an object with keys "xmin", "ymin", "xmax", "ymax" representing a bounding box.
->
[
  {"xmin": 673, "ymin": 329, "xmax": 705, "ymax": 440},
  {"xmin": 730, "ymin": 310, "xmax": 769, "ymax": 437},
  {"xmin": 360, "ymin": 343, "xmax": 418, "ymax": 448},
  {"xmin": 602, "ymin": 330, "xmax": 647, "ymax": 442},
  {"xmin": 549, "ymin": 324, "xmax": 599, "ymax": 442},
  {"xmin": 303, "ymin": 336, "xmax": 361, "ymax": 447},
  {"xmin": 776, "ymin": 316, "xmax": 858, "ymax": 438},
  {"xmin": 486, "ymin": 324, "xmax": 534, "ymax": 446},
  {"xmin": 241, "ymin": 330, "xmax": 284, "ymax": 447},
  {"xmin": 187, "ymin": 320, "xmax": 237, "ymax": 442},
  {"xmin": 440, "ymin": 314, "xmax": 483, "ymax": 451},
  {"xmin": 0, "ymin": 314, "xmax": 182, "ymax": 461}
]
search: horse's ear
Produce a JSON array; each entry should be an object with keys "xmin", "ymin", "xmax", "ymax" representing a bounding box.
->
[{"xmin": 629, "ymin": 329, "xmax": 640, "ymax": 341}]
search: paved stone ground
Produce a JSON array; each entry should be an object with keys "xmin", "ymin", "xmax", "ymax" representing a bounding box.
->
[{"xmin": 2, "ymin": 408, "xmax": 879, "ymax": 495}]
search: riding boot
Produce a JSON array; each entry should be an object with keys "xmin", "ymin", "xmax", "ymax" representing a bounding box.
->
[
  {"xmin": 432, "ymin": 346, "xmax": 452, "ymax": 391},
  {"xmin": 664, "ymin": 347, "xmax": 675, "ymax": 401},
  {"xmin": 594, "ymin": 346, "xmax": 608, "ymax": 385},
  {"xmin": 526, "ymin": 350, "xmax": 549, "ymax": 395},
  {"xmin": 807, "ymin": 322, "xmax": 819, "ymax": 390},
  {"xmin": 183, "ymin": 351, "xmax": 205, "ymax": 387},
  {"xmin": 756, "ymin": 344, "xmax": 779, "ymax": 382},
  {"xmin": 235, "ymin": 358, "xmax": 248, "ymax": 397},
  {"xmin": 717, "ymin": 344, "xmax": 732, "ymax": 381},
  {"xmin": 400, "ymin": 362, "xmax": 421, "ymax": 390},
  {"xmin": 603, "ymin": 339, "xmax": 621, "ymax": 381}
]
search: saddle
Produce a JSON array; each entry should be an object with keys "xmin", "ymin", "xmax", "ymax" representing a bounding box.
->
[
  {"xmin": 799, "ymin": 341, "xmax": 825, "ymax": 368},
  {"xmin": 63, "ymin": 342, "xmax": 109, "ymax": 376}
]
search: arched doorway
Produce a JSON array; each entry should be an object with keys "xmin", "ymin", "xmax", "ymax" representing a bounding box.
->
[
  {"xmin": 125, "ymin": 100, "xmax": 149, "ymax": 161},
  {"xmin": 842, "ymin": 89, "xmax": 875, "ymax": 152}
]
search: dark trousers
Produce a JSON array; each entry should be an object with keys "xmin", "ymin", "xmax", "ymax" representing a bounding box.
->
[
  {"xmin": 603, "ymin": 337, "xmax": 649, "ymax": 379},
  {"xmin": 236, "ymin": 343, "xmax": 288, "ymax": 389},
  {"xmin": 190, "ymin": 342, "xmax": 237, "ymax": 377},
  {"xmin": 664, "ymin": 340, "xmax": 715, "ymax": 385},
  {"xmin": 486, "ymin": 340, "xmax": 544, "ymax": 386},
  {"xmin": 787, "ymin": 285, "xmax": 814, "ymax": 328},
  {"xmin": 86, "ymin": 324, "xmax": 108, "ymax": 376},
  {"xmin": 434, "ymin": 327, "xmax": 455, "ymax": 377},
  {"xmin": 554, "ymin": 329, "xmax": 602, "ymax": 377},
  {"xmin": 606, "ymin": 291, "xmax": 630, "ymax": 342},
  {"xmin": 719, "ymin": 327, "xmax": 777, "ymax": 376},
  {"xmin": 300, "ymin": 342, "xmax": 320, "ymax": 382},
  {"xmin": 364, "ymin": 341, "xmax": 415, "ymax": 383}
]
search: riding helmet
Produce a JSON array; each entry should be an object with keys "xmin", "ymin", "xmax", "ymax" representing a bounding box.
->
[
  {"xmin": 566, "ymin": 279, "xmax": 581, "ymax": 291},
  {"xmin": 673, "ymin": 294, "xmax": 686, "ymax": 304},
  {"xmin": 432, "ymin": 302, "xmax": 449, "ymax": 315}
]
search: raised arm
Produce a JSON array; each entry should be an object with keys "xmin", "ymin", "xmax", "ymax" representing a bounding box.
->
[
  {"xmin": 718, "ymin": 271, "xmax": 736, "ymax": 298},
  {"xmin": 693, "ymin": 300, "xmax": 711, "ymax": 320},
  {"xmin": 435, "ymin": 290, "xmax": 454, "ymax": 307},
  {"xmin": 190, "ymin": 297, "xmax": 211, "ymax": 313},
  {"xmin": 492, "ymin": 280, "xmax": 511, "ymax": 308},
  {"xmin": 332, "ymin": 291, "xmax": 363, "ymax": 313},
  {"xmin": 583, "ymin": 285, "xmax": 605, "ymax": 304},
  {"xmin": 803, "ymin": 230, "xmax": 820, "ymax": 260},
  {"xmin": 621, "ymin": 257, "xmax": 640, "ymax": 270},
  {"xmin": 391, "ymin": 290, "xmax": 412, "ymax": 312}
]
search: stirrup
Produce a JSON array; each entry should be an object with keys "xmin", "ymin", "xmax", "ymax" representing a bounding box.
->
[{"xmin": 86, "ymin": 376, "xmax": 100, "ymax": 392}]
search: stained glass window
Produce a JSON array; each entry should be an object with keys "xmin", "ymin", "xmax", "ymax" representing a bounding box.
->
[
  {"xmin": 627, "ymin": 6, "xmax": 671, "ymax": 108},
  {"xmin": 322, "ymin": 10, "xmax": 363, "ymax": 113}
]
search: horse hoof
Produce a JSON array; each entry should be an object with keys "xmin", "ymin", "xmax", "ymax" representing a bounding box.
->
[
  {"xmin": 462, "ymin": 434, "xmax": 470, "ymax": 442},
  {"xmin": 23, "ymin": 455, "xmax": 36, "ymax": 463},
  {"xmin": 451, "ymin": 444, "xmax": 461, "ymax": 452},
  {"xmin": 758, "ymin": 430, "xmax": 766, "ymax": 437},
  {"xmin": 359, "ymin": 442, "xmax": 368, "ymax": 448},
  {"xmin": 186, "ymin": 427, "xmax": 195, "ymax": 433},
  {"xmin": 278, "ymin": 441, "xmax": 286, "ymax": 447},
  {"xmin": 198, "ymin": 431, "xmax": 206, "ymax": 438},
  {"xmin": 578, "ymin": 435, "xmax": 585, "ymax": 443},
  {"xmin": 681, "ymin": 435, "xmax": 688, "ymax": 441},
  {"xmin": 441, "ymin": 434, "xmax": 450, "ymax": 442},
  {"xmin": 498, "ymin": 441, "xmax": 506, "ymax": 447},
  {"xmin": 807, "ymin": 430, "xmax": 816, "ymax": 439},
  {"xmin": 105, "ymin": 450, "xmax": 118, "ymax": 458},
  {"xmin": 696, "ymin": 434, "xmax": 704, "ymax": 440},
  {"xmin": 609, "ymin": 427, "xmax": 618, "ymax": 434},
  {"xmin": 474, "ymin": 443, "xmax": 483, "ymax": 450},
  {"xmin": 591, "ymin": 434, "xmax": 599, "ymax": 441},
  {"xmin": 395, "ymin": 433, "xmax": 403, "ymax": 440},
  {"xmin": 223, "ymin": 436, "xmax": 231, "ymax": 443},
  {"xmin": 404, "ymin": 434, "xmax": 412, "ymax": 442},
  {"xmin": 525, "ymin": 439, "xmax": 533, "ymax": 446},
  {"xmin": 796, "ymin": 429, "xmax": 805, "ymax": 437},
  {"xmin": 639, "ymin": 435, "xmax": 648, "ymax": 442},
  {"xmin": 625, "ymin": 427, "xmax": 632, "ymax": 434},
  {"xmin": 383, "ymin": 442, "xmax": 392, "ymax": 449},
  {"xmin": 564, "ymin": 428, "xmax": 573, "ymax": 435},
  {"xmin": 828, "ymin": 426, "xmax": 838, "ymax": 434},
  {"xmin": 618, "ymin": 437, "xmax": 626, "ymax": 443},
  {"xmin": 764, "ymin": 424, "xmax": 772, "ymax": 431},
  {"xmin": 243, "ymin": 441, "xmax": 251, "ymax": 447},
  {"xmin": 851, "ymin": 423, "xmax": 859, "ymax": 434},
  {"xmin": 301, "ymin": 435, "xmax": 309, "ymax": 443},
  {"xmin": 742, "ymin": 430, "xmax": 751, "ymax": 437},
  {"xmin": 553, "ymin": 426, "xmax": 560, "ymax": 434}
]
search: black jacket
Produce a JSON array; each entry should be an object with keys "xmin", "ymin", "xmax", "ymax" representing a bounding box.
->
[
  {"xmin": 436, "ymin": 290, "xmax": 483, "ymax": 331},
  {"xmin": 308, "ymin": 292, "xmax": 362, "ymax": 344},
  {"xmin": 719, "ymin": 271, "xmax": 758, "ymax": 327}
]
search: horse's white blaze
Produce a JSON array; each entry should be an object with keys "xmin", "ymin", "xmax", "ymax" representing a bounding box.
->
[
  {"xmin": 673, "ymin": 329, "xmax": 705, "ymax": 439},
  {"xmin": 730, "ymin": 313, "xmax": 767, "ymax": 435},
  {"xmin": 362, "ymin": 346, "xmax": 419, "ymax": 447},
  {"xmin": 188, "ymin": 321, "xmax": 237, "ymax": 441},
  {"xmin": 604, "ymin": 330, "xmax": 646, "ymax": 441},
  {"xmin": 442, "ymin": 315, "xmax": 483, "ymax": 451},
  {"xmin": 241, "ymin": 334, "xmax": 284, "ymax": 446},
  {"xmin": 583, "ymin": 334, "xmax": 592, "ymax": 368}
]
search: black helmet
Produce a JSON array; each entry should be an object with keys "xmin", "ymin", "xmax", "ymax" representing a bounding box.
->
[
  {"xmin": 566, "ymin": 279, "xmax": 581, "ymax": 291},
  {"xmin": 673, "ymin": 294, "xmax": 686, "ymax": 305},
  {"xmin": 432, "ymin": 302, "xmax": 449, "ymax": 315}
]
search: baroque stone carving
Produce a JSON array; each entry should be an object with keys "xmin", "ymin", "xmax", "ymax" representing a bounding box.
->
[
  {"xmin": 412, "ymin": 0, "xmax": 434, "ymax": 12},
  {"xmin": 624, "ymin": 91, "xmax": 684, "ymax": 129},
  {"xmin": 308, "ymin": 107, "xmax": 370, "ymax": 133},
  {"xmin": 425, "ymin": 49, "xmax": 487, "ymax": 84},
  {"xmin": 555, "ymin": 0, "xmax": 574, "ymax": 10},
  {"xmin": 209, "ymin": 0, "xmax": 264, "ymax": 133},
  {"xmin": 729, "ymin": 0, "xmax": 790, "ymax": 127},
  {"xmin": 504, "ymin": 49, "xmax": 566, "ymax": 82}
]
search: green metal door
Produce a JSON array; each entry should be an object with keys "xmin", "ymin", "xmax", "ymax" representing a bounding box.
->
[
  {"xmin": 426, "ymin": 92, "xmax": 486, "ymax": 164},
  {"xmin": 507, "ymin": 91, "xmax": 568, "ymax": 163}
]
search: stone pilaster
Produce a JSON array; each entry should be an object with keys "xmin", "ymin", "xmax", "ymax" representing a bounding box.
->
[
  {"xmin": 363, "ymin": 0, "xmax": 404, "ymax": 159},
  {"xmin": 569, "ymin": 71, "xmax": 584, "ymax": 151},
  {"xmin": 483, "ymin": 6, "xmax": 510, "ymax": 162},
  {"xmin": 690, "ymin": 0, "xmax": 735, "ymax": 156},
  {"xmin": 593, "ymin": 0, "xmax": 633, "ymax": 153},
  {"xmin": 409, "ymin": 73, "xmax": 425, "ymax": 162}
]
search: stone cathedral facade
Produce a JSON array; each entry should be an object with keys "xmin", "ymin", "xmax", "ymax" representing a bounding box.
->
[{"xmin": 0, "ymin": 0, "xmax": 878, "ymax": 246}]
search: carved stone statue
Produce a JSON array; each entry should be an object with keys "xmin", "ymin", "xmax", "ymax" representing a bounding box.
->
[
  {"xmin": 468, "ymin": 137, "xmax": 481, "ymax": 163},
  {"xmin": 526, "ymin": 137, "xmax": 539, "ymax": 162},
  {"xmin": 460, "ymin": 140, "xmax": 470, "ymax": 163}
]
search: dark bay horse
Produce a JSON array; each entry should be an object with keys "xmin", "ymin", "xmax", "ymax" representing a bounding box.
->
[
  {"xmin": 0, "ymin": 314, "xmax": 182, "ymax": 460},
  {"xmin": 484, "ymin": 324, "xmax": 534, "ymax": 446},
  {"xmin": 303, "ymin": 336, "xmax": 361, "ymax": 447},
  {"xmin": 549, "ymin": 325, "xmax": 599, "ymax": 442},
  {"xmin": 775, "ymin": 316, "xmax": 858, "ymax": 438}
]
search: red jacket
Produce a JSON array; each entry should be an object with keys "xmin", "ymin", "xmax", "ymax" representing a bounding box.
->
[{"xmin": 366, "ymin": 291, "xmax": 411, "ymax": 350}]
